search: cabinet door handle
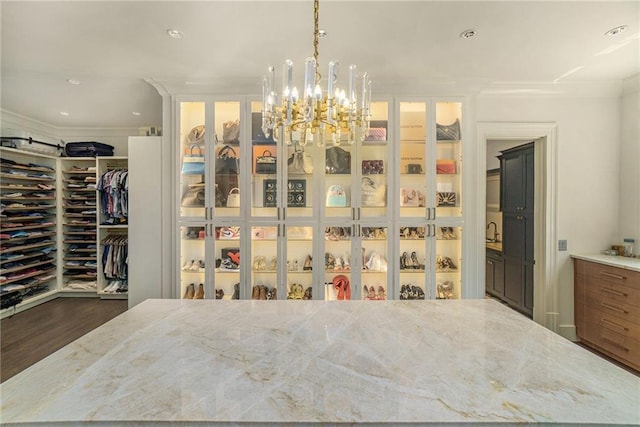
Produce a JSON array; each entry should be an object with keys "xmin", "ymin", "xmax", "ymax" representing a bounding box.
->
[
  {"xmin": 488, "ymin": 261, "xmax": 494, "ymax": 265},
  {"xmin": 600, "ymin": 271, "xmax": 627, "ymax": 280},
  {"xmin": 600, "ymin": 287, "xmax": 628, "ymax": 297},
  {"xmin": 600, "ymin": 302, "xmax": 629, "ymax": 314},
  {"xmin": 601, "ymin": 337, "xmax": 630, "ymax": 352},
  {"xmin": 601, "ymin": 317, "xmax": 629, "ymax": 332}
]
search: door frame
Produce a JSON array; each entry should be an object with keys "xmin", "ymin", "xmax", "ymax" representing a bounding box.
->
[{"xmin": 476, "ymin": 122, "xmax": 559, "ymax": 332}]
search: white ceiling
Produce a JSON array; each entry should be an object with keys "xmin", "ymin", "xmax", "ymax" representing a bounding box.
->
[{"xmin": 1, "ymin": 0, "xmax": 638, "ymax": 129}]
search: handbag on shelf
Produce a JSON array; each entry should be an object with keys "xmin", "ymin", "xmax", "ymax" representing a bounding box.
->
[
  {"xmin": 436, "ymin": 119, "xmax": 461, "ymax": 141},
  {"xmin": 187, "ymin": 125, "xmax": 206, "ymax": 145},
  {"xmin": 256, "ymin": 149, "xmax": 277, "ymax": 174},
  {"xmin": 214, "ymin": 184, "xmax": 226, "ymax": 207},
  {"xmin": 181, "ymin": 144, "xmax": 205, "ymax": 175},
  {"xmin": 181, "ymin": 186, "xmax": 205, "ymax": 207},
  {"xmin": 437, "ymin": 192, "xmax": 457, "ymax": 207},
  {"xmin": 326, "ymin": 184, "xmax": 347, "ymax": 207},
  {"xmin": 361, "ymin": 177, "xmax": 386, "ymax": 207},
  {"xmin": 436, "ymin": 159, "xmax": 456, "ymax": 174},
  {"xmin": 325, "ymin": 147, "xmax": 351, "ymax": 174},
  {"xmin": 223, "ymin": 120, "xmax": 240, "ymax": 144},
  {"xmin": 288, "ymin": 146, "xmax": 314, "ymax": 174},
  {"xmin": 362, "ymin": 160, "xmax": 384, "ymax": 175},
  {"xmin": 226, "ymin": 187, "xmax": 240, "ymax": 207},
  {"xmin": 215, "ymin": 145, "xmax": 239, "ymax": 175},
  {"xmin": 400, "ymin": 188, "xmax": 425, "ymax": 207}
]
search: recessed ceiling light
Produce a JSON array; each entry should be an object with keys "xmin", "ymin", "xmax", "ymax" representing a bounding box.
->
[
  {"xmin": 60, "ymin": 112, "xmax": 69, "ymax": 116},
  {"xmin": 460, "ymin": 29, "xmax": 477, "ymax": 39},
  {"xmin": 132, "ymin": 112, "xmax": 141, "ymax": 116},
  {"xmin": 67, "ymin": 79, "xmax": 81, "ymax": 85},
  {"xmin": 318, "ymin": 29, "xmax": 327, "ymax": 38},
  {"xmin": 605, "ymin": 25, "xmax": 628, "ymax": 36},
  {"xmin": 167, "ymin": 29, "xmax": 183, "ymax": 39}
]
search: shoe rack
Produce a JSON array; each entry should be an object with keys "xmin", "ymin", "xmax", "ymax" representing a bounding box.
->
[
  {"xmin": 0, "ymin": 147, "xmax": 58, "ymax": 314},
  {"xmin": 60, "ymin": 158, "xmax": 98, "ymax": 293}
]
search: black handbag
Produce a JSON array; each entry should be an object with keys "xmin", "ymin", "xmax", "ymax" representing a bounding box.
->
[
  {"xmin": 215, "ymin": 145, "xmax": 239, "ymax": 175},
  {"xmin": 325, "ymin": 147, "xmax": 351, "ymax": 174},
  {"xmin": 255, "ymin": 149, "xmax": 277, "ymax": 174},
  {"xmin": 436, "ymin": 119, "xmax": 461, "ymax": 141},
  {"xmin": 181, "ymin": 186, "xmax": 205, "ymax": 207}
]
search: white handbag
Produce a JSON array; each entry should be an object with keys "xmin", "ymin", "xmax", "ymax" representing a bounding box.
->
[
  {"xmin": 226, "ymin": 187, "xmax": 240, "ymax": 207},
  {"xmin": 400, "ymin": 188, "xmax": 425, "ymax": 207},
  {"xmin": 361, "ymin": 177, "xmax": 386, "ymax": 207}
]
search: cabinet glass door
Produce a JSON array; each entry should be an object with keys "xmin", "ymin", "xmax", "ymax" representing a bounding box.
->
[
  {"xmin": 250, "ymin": 225, "xmax": 278, "ymax": 300},
  {"xmin": 180, "ymin": 225, "xmax": 206, "ymax": 299},
  {"xmin": 323, "ymin": 225, "xmax": 354, "ymax": 300},
  {"xmin": 399, "ymin": 102, "xmax": 428, "ymax": 218},
  {"xmin": 214, "ymin": 225, "xmax": 241, "ymax": 300},
  {"xmin": 213, "ymin": 101, "xmax": 241, "ymax": 217},
  {"xmin": 435, "ymin": 101, "xmax": 462, "ymax": 218},
  {"xmin": 360, "ymin": 226, "xmax": 389, "ymax": 300},
  {"xmin": 360, "ymin": 101, "xmax": 389, "ymax": 219},
  {"xmin": 285, "ymin": 225, "xmax": 314, "ymax": 300},
  {"xmin": 250, "ymin": 101, "xmax": 279, "ymax": 218},
  {"xmin": 179, "ymin": 102, "xmax": 207, "ymax": 219},
  {"xmin": 399, "ymin": 225, "xmax": 428, "ymax": 300},
  {"xmin": 435, "ymin": 225, "xmax": 462, "ymax": 299}
]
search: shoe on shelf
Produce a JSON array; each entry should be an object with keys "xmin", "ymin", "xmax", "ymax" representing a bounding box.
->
[
  {"xmin": 303, "ymin": 286, "xmax": 312, "ymax": 300},
  {"xmin": 232, "ymin": 283, "xmax": 240, "ymax": 300},
  {"xmin": 194, "ymin": 283, "xmax": 204, "ymax": 299},
  {"xmin": 342, "ymin": 255, "xmax": 350, "ymax": 271},
  {"xmin": 190, "ymin": 260, "xmax": 201, "ymax": 272},
  {"xmin": 363, "ymin": 285, "xmax": 369, "ymax": 300},
  {"xmin": 252, "ymin": 285, "xmax": 260, "ymax": 300},
  {"xmin": 303, "ymin": 254, "xmax": 312, "ymax": 271},
  {"xmin": 268, "ymin": 256, "xmax": 277, "ymax": 271},
  {"xmin": 182, "ymin": 260, "xmax": 194, "ymax": 271},
  {"xmin": 183, "ymin": 283, "xmax": 195, "ymax": 299},
  {"xmin": 216, "ymin": 289, "xmax": 224, "ymax": 299},
  {"xmin": 377, "ymin": 285, "xmax": 386, "ymax": 300}
]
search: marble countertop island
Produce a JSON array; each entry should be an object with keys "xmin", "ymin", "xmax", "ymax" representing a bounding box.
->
[
  {"xmin": 1, "ymin": 299, "xmax": 639, "ymax": 426},
  {"xmin": 572, "ymin": 253, "xmax": 640, "ymax": 272}
]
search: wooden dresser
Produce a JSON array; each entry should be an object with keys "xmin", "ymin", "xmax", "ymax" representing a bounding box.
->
[{"xmin": 574, "ymin": 255, "xmax": 640, "ymax": 372}]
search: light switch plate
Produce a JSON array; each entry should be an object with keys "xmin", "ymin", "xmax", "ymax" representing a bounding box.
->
[{"xmin": 558, "ymin": 240, "xmax": 567, "ymax": 251}]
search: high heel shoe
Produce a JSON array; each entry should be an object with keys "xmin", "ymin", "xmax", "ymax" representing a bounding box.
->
[
  {"xmin": 377, "ymin": 285, "xmax": 386, "ymax": 300},
  {"xmin": 342, "ymin": 256, "xmax": 350, "ymax": 271},
  {"xmin": 303, "ymin": 254, "xmax": 312, "ymax": 271},
  {"xmin": 183, "ymin": 283, "xmax": 195, "ymax": 299},
  {"xmin": 400, "ymin": 253, "xmax": 407, "ymax": 270},
  {"xmin": 269, "ymin": 256, "xmax": 277, "ymax": 271},
  {"xmin": 232, "ymin": 283, "xmax": 239, "ymax": 299},
  {"xmin": 194, "ymin": 283, "xmax": 204, "ymax": 299},
  {"xmin": 411, "ymin": 252, "xmax": 420, "ymax": 270},
  {"xmin": 182, "ymin": 260, "xmax": 194, "ymax": 271},
  {"xmin": 216, "ymin": 289, "xmax": 224, "ymax": 299},
  {"xmin": 303, "ymin": 286, "xmax": 312, "ymax": 300}
]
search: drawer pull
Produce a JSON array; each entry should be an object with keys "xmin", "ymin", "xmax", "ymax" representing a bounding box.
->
[
  {"xmin": 600, "ymin": 287, "xmax": 629, "ymax": 297},
  {"xmin": 601, "ymin": 318, "xmax": 629, "ymax": 332},
  {"xmin": 600, "ymin": 302, "xmax": 629, "ymax": 314},
  {"xmin": 601, "ymin": 337, "xmax": 630, "ymax": 352},
  {"xmin": 600, "ymin": 271, "xmax": 627, "ymax": 280}
]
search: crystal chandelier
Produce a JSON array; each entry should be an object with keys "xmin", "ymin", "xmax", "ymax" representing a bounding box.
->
[{"xmin": 261, "ymin": 0, "xmax": 371, "ymax": 146}]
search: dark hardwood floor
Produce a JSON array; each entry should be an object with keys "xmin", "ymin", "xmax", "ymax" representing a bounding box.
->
[{"xmin": 1, "ymin": 297, "xmax": 128, "ymax": 383}]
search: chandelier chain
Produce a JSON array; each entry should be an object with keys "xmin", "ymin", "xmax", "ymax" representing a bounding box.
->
[{"xmin": 313, "ymin": 0, "xmax": 321, "ymax": 82}]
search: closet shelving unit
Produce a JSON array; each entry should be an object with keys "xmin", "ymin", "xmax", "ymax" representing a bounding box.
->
[
  {"xmin": 0, "ymin": 147, "xmax": 58, "ymax": 309},
  {"xmin": 97, "ymin": 157, "xmax": 128, "ymax": 298},
  {"xmin": 60, "ymin": 158, "xmax": 98, "ymax": 293}
]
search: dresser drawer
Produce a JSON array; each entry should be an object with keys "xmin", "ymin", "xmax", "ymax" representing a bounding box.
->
[
  {"xmin": 585, "ymin": 286, "xmax": 640, "ymax": 325},
  {"xmin": 583, "ymin": 317, "xmax": 640, "ymax": 370},
  {"xmin": 583, "ymin": 274, "xmax": 640, "ymax": 309},
  {"xmin": 578, "ymin": 259, "xmax": 640, "ymax": 287}
]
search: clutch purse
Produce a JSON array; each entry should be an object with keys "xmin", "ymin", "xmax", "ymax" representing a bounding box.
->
[{"xmin": 436, "ymin": 159, "xmax": 456, "ymax": 174}]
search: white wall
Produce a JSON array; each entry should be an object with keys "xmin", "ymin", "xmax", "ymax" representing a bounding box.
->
[
  {"xmin": 1, "ymin": 109, "xmax": 137, "ymax": 156},
  {"xmin": 477, "ymin": 95, "xmax": 621, "ymax": 333},
  {"xmin": 619, "ymin": 75, "xmax": 640, "ymax": 255}
]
